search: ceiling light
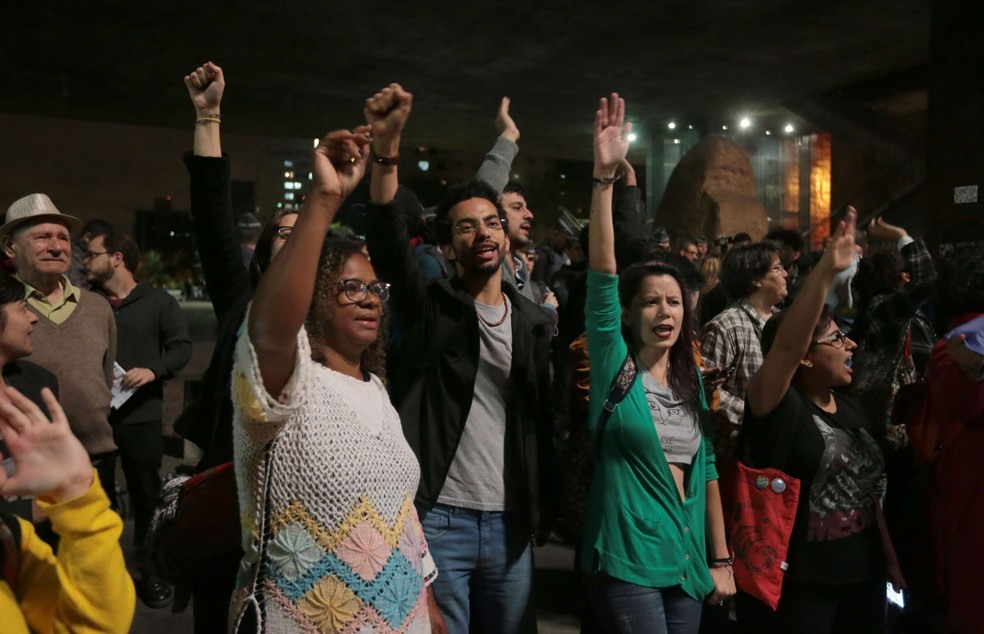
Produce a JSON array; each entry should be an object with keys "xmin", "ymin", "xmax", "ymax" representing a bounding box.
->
[
  {"xmin": 673, "ymin": 138, "xmax": 680, "ymax": 144},
  {"xmin": 667, "ymin": 122, "xmax": 677, "ymax": 130},
  {"xmin": 740, "ymin": 117, "xmax": 752, "ymax": 130},
  {"xmin": 765, "ymin": 130, "xmax": 772, "ymax": 136},
  {"xmin": 722, "ymin": 125, "xmax": 728, "ymax": 131},
  {"xmin": 627, "ymin": 132, "xmax": 638, "ymax": 143},
  {"xmin": 784, "ymin": 123, "xmax": 795, "ymax": 134}
]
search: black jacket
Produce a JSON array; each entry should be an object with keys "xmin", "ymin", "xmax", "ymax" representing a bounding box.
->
[
  {"xmin": 101, "ymin": 282, "xmax": 192, "ymax": 425},
  {"xmin": 366, "ymin": 188, "xmax": 556, "ymax": 532},
  {"xmin": 173, "ymin": 153, "xmax": 252, "ymax": 469}
]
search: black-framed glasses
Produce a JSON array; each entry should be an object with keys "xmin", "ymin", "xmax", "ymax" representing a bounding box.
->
[
  {"xmin": 813, "ymin": 330, "xmax": 849, "ymax": 349},
  {"xmin": 276, "ymin": 226, "xmax": 293, "ymax": 240},
  {"xmin": 452, "ymin": 216, "xmax": 504, "ymax": 237},
  {"xmin": 340, "ymin": 279, "xmax": 391, "ymax": 303},
  {"xmin": 82, "ymin": 250, "xmax": 108, "ymax": 261}
]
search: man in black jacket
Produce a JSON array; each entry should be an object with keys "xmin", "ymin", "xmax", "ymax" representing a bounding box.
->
[
  {"xmin": 85, "ymin": 229, "xmax": 191, "ymax": 608},
  {"xmin": 364, "ymin": 84, "xmax": 554, "ymax": 634}
]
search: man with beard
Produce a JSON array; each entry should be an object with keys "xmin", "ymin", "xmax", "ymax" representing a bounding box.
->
[
  {"xmin": 84, "ymin": 229, "xmax": 191, "ymax": 608},
  {"xmin": 365, "ymin": 83, "xmax": 554, "ymax": 634}
]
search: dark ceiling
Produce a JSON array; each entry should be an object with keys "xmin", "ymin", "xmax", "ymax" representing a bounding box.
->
[{"xmin": 2, "ymin": 1, "xmax": 930, "ymax": 157}]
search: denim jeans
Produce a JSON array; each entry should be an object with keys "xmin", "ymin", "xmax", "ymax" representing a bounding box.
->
[
  {"xmin": 586, "ymin": 573, "xmax": 702, "ymax": 634},
  {"xmin": 418, "ymin": 503, "xmax": 536, "ymax": 634}
]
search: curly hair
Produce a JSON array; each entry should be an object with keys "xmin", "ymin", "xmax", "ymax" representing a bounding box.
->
[
  {"xmin": 305, "ymin": 236, "xmax": 388, "ymax": 380},
  {"xmin": 851, "ymin": 249, "xmax": 906, "ymax": 311},
  {"xmin": 433, "ymin": 180, "xmax": 505, "ymax": 245},
  {"xmin": 618, "ymin": 261, "xmax": 703, "ymax": 420}
]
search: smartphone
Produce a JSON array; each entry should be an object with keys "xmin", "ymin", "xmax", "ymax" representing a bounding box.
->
[{"xmin": 886, "ymin": 582, "xmax": 905, "ymax": 609}]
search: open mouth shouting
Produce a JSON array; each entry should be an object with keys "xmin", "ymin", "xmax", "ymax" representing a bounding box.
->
[{"xmin": 652, "ymin": 323, "xmax": 675, "ymax": 340}]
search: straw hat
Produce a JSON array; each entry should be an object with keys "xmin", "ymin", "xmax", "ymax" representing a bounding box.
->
[{"xmin": 1, "ymin": 193, "xmax": 81, "ymax": 238}]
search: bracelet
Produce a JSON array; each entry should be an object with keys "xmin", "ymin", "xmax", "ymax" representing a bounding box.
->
[
  {"xmin": 372, "ymin": 153, "xmax": 399, "ymax": 166},
  {"xmin": 196, "ymin": 116, "xmax": 221, "ymax": 125},
  {"xmin": 592, "ymin": 174, "xmax": 622, "ymax": 187},
  {"xmin": 709, "ymin": 555, "xmax": 734, "ymax": 568}
]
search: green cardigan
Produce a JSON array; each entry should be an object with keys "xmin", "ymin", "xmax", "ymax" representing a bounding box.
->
[{"xmin": 578, "ymin": 270, "xmax": 717, "ymax": 600}]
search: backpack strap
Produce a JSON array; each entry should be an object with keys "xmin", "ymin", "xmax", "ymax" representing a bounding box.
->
[
  {"xmin": 0, "ymin": 512, "xmax": 21, "ymax": 589},
  {"xmin": 593, "ymin": 353, "xmax": 638, "ymax": 458}
]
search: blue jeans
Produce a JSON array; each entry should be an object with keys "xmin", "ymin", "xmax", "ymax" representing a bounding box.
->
[
  {"xmin": 586, "ymin": 573, "xmax": 702, "ymax": 634},
  {"xmin": 418, "ymin": 503, "xmax": 535, "ymax": 634}
]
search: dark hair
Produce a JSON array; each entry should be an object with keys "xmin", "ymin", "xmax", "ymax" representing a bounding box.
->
[
  {"xmin": 0, "ymin": 273, "xmax": 26, "ymax": 330},
  {"xmin": 618, "ymin": 261, "xmax": 702, "ymax": 417},
  {"xmin": 502, "ymin": 181, "xmax": 526, "ymax": 198},
  {"xmin": 578, "ymin": 224, "xmax": 590, "ymax": 262},
  {"xmin": 675, "ymin": 234, "xmax": 698, "ymax": 251},
  {"xmin": 761, "ymin": 305, "xmax": 835, "ymax": 358},
  {"xmin": 80, "ymin": 219, "xmax": 112, "ymax": 239},
  {"xmin": 851, "ymin": 249, "xmax": 906, "ymax": 310},
  {"xmin": 101, "ymin": 229, "xmax": 140, "ymax": 273},
  {"xmin": 765, "ymin": 228, "xmax": 805, "ymax": 251},
  {"xmin": 305, "ymin": 237, "xmax": 388, "ymax": 379},
  {"xmin": 645, "ymin": 250, "xmax": 702, "ymax": 299},
  {"xmin": 719, "ymin": 242, "xmax": 781, "ymax": 299},
  {"xmin": 249, "ymin": 209, "xmax": 299, "ymax": 288},
  {"xmin": 732, "ymin": 232, "xmax": 753, "ymax": 245},
  {"xmin": 935, "ymin": 245, "xmax": 984, "ymax": 322},
  {"xmin": 433, "ymin": 180, "xmax": 505, "ymax": 245}
]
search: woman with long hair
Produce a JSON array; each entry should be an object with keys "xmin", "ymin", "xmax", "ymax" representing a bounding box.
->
[
  {"xmin": 579, "ymin": 93, "xmax": 734, "ymax": 633},
  {"xmin": 229, "ymin": 127, "xmax": 439, "ymax": 632}
]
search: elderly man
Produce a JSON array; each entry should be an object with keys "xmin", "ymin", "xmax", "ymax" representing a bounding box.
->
[{"xmin": 0, "ymin": 194, "xmax": 116, "ymax": 466}]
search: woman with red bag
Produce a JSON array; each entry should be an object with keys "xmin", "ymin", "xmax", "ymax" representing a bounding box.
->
[{"xmin": 738, "ymin": 208, "xmax": 903, "ymax": 633}]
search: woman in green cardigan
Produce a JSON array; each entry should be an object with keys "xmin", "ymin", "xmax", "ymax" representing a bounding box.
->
[{"xmin": 579, "ymin": 93, "xmax": 735, "ymax": 633}]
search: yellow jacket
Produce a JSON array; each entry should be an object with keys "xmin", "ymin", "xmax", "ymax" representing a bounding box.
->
[{"xmin": 2, "ymin": 472, "xmax": 135, "ymax": 633}]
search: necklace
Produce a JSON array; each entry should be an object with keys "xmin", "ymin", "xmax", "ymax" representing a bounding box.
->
[{"xmin": 477, "ymin": 294, "xmax": 509, "ymax": 327}]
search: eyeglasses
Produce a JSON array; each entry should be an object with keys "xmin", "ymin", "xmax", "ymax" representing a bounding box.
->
[
  {"xmin": 768, "ymin": 264, "xmax": 786, "ymax": 275},
  {"xmin": 340, "ymin": 279, "xmax": 391, "ymax": 303},
  {"xmin": 813, "ymin": 330, "xmax": 849, "ymax": 349},
  {"xmin": 451, "ymin": 217, "xmax": 504, "ymax": 237},
  {"xmin": 82, "ymin": 250, "xmax": 108, "ymax": 261},
  {"xmin": 276, "ymin": 226, "xmax": 293, "ymax": 240}
]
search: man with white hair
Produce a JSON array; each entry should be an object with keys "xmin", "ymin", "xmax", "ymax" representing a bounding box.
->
[{"xmin": 0, "ymin": 194, "xmax": 116, "ymax": 467}]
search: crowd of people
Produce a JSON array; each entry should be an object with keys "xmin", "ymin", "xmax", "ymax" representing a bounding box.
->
[{"xmin": 0, "ymin": 62, "xmax": 981, "ymax": 634}]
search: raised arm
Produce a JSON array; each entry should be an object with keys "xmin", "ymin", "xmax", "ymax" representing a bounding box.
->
[
  {"xmin": 612, "ymin": 159, "xmax": 649, "ymax": 271},
  {"xmin": 184, "ymin": 62, "xmax": 224, "ymax": 158},
  {"xmin": 367, "ymin": 83, "xmax": 412, "ymax": 206},
  {"xmin": 475, "ymin": 97, "xmax": 520, "ymax": 193},
  {"xmin": 588, "ymin": 93, "xmax": 631, "ymax": 275},
  {"xmin": 182, "ymin": 62, "xmax": 250, "ymax": 318},
  {"xmin": 248, "ymin": 128, "xmax": 369, "ymax": 396},
  {"xmin": 747, "ymin": 208, "xmax": 858, "ymax": 416}
]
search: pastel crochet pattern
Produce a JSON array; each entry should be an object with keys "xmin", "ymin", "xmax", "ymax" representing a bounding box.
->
[{"xmin": 231, "ymin": 320, "xmax": 435, "ymax": 633}]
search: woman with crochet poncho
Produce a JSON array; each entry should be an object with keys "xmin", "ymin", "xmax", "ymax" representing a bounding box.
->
[{"xmin": 228, "ymin": 118, "xmax": 443, "ymax": 633}]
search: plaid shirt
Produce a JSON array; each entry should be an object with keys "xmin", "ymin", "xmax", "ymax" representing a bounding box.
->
[
  {"xmin": 855, "ymin": 238, "xmax": 936, "ymax": 369},
  {"xmin": 701, "ymin": 301, "xmax": 774, "ymax": 457}
]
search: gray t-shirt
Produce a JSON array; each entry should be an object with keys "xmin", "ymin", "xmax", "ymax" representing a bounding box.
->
[
  {"xmin": 641, "ymin": 368, "xmax": 701, "ymax": 465},
  {"xmin": 437, "ymin": 296, "xmax": 519, "ymax": 511}
]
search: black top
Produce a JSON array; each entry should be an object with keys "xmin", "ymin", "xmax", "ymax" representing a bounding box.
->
[
  {"xmin": 743, "ymin": 388, "xmax": 885, "ymax": 584},
  {"xmin": 173, "ymin": 153, "xmax": 252, "ymax": 470}
]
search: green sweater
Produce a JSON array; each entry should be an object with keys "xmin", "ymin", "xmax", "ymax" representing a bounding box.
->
[{"xmin": 578, "ymin": 270, "xmax": 717, "ymax": 600}]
